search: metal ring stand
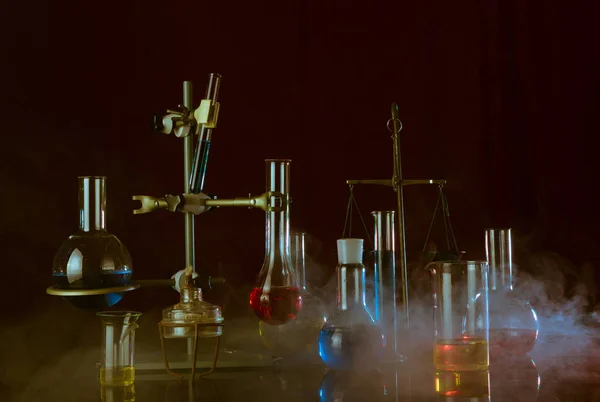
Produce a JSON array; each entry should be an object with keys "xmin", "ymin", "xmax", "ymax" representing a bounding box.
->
[{"xmin": 158, "ymin": 322, "xmax": 224, "ymax": 380}]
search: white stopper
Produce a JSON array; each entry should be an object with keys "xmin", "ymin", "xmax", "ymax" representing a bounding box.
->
[{"xmin": 337, "ymin": 238, "xmax": 364, "ymax": 264}]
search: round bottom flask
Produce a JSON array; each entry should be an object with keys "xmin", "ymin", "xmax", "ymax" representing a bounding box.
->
[
  {"xmin": 318, "ymin": 239, "xmax": 385, "ymax": 372},
  {"xmin": 486, "ymin": 228, "xmax": 539, "ymax": 359},
  {"xmin": 488, "ymin": 291, "xmax": 539, "ymax": 358},
  {"xmin": 52, "ymin": 176, "xmax": 133, "ymax": 310}
]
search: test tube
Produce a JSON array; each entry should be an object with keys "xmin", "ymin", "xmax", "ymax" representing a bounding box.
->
[
  {"xmin": 429, "ymin": 261, "xmax": 489, "ymax": 372},
  {"xmin": 189, "ymin": 73, "xmax": 222, "ymax": 194}
]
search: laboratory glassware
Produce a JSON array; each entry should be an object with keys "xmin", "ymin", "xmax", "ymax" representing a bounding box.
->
[
  {"xmin": 428, "ymin": 261, "xmax": 490, "ymax": 371},
  {"xmin": 53, "ymin": 176, "xmax": 133, "ymax": 309},
  {"xmin": 318, "ymin": 238, "xmax": 385, "ymax": 371},
  {"xmin": 97, "ymin": 311, "xmax": 142, "ymax": 386},
  {"xmin": 250, "ymin": 159, "xmax": 302, "ymax": 325},
  {"xmin": 485, "ymin": 228, "xmax": 539, "ymax": 358}
]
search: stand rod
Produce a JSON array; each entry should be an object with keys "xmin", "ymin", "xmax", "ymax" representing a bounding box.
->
[{"xmin": 183, "ymin": 81, "xmax": 196, "ymax": 273}]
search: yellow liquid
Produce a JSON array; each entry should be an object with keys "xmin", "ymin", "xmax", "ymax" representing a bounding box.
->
[
  {"xmin": 100, "ymin": 366, "xmax": 135, "ymax": 386},
  {"xmin": 434, "ymin": 338, "xmax": 489, "ymax": 371},
  {"xmin": 435, "ymin": 370, "xmax": 490, "ymax": 397},
  {"xmin": 101, "ymin": 384, "xmax": 136, "ymax": 402}
]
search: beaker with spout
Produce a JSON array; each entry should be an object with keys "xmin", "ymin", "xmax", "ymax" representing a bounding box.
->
[
  {"xmin": 249, "ymin": 159, "xmax": 302, "ymax": 325},
  {"xmin": 428, "ymin": 261, "xmax": 490, "ymax": 372},
  {"xmin": 485, "ymin": 228, "xmax": 539, "ymax": 358},
  {"xmin": 318, "ymin": 238, "xmax": 385, "ymax": 371},
  {"xmin": 97, "ymin": 311, "xmax": 142, "ymax": 387}
]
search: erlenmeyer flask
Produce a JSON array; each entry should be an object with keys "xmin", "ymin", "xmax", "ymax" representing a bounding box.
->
[
  {"xmin": 53, "ymin": 176, "xmax": 133, "ymax": 309},
  {"xmin": 259, "ymin": 232, "xmax": 327, "ymax": 359},
  {"xmin": 249, "ymin": 159, "xmax": 302, "ymax": 325},
  {"xmin": 318, "ymin": 239, "xmax": 385, "ymax": 371},
  {"xmin": 485, "ymin": 228, "xmax": 539, "ymax": 358}
]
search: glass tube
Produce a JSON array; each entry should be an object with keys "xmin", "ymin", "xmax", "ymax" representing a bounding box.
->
[{"xmin": 371, "ymin": 210, "xmax": 399, "ymax": 359}]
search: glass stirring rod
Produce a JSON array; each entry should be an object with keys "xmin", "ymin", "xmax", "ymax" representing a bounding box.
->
[{"xmin": 189, "ymin": 73, "xmax": 222, "ymax": 193}]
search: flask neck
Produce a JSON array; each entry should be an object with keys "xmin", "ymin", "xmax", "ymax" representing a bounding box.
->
[
  {"xmin": 372, "ymin": 211, "xmax": 395, "ymax": 252},
  {"xmin": 337, "ymin": 263, "xmax": 367, "ymax": 311},
  {"xmin": 485, "ymin": 228, "xmax": 513, "ymax": 292},
  {"xmin": 78, "ymin": 176, "xmax": 107, "ymax": 232},
  {"xmin": 260, "ymin": 159, "xmax": 296, "ymax": 288},
  {"xmin": 181, "ymin": 287, "xmax": 203, "ymax": 303}
]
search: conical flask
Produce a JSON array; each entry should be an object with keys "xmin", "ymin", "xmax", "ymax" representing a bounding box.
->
[
  {"xmin": 249, "ymin": 159, "xmax": 302, "ymax": 325},
  {"xmin": 318, "ymin": 239, "xmax": 385, "ymax": 371},
  {"xmin": 52, "ymin": 176, "xmax": 133, "ymax": 309},
  {"xmin": 259, "ymin": 232, "xmax": 327, "ymax": 359},
  {"xmin": 485, "ymin": 228, "xmax": 539, "ymax": 358}
]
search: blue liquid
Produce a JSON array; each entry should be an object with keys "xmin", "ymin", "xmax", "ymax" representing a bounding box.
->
[{"xmin": 318, "ymin": 325, "xmax": 385, "ymax": 371}]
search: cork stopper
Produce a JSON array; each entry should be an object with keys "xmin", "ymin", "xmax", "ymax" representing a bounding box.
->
[{"xmin": 337, "ymin": 238, "xmax": 364, "ymax": 264}]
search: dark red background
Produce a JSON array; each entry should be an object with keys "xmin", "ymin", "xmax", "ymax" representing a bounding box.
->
[{"xmin": 2, "ymin": 0, "xmax": 598, "ymax": 316}]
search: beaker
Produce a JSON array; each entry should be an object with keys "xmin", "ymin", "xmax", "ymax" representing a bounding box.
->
[
  {"xmin": 97, "ymin": 311, "xmax": 142, "ymax": 386},
  {"xmin": 429, "ymin": 261, "xmax": 489, "ymax": 371},
  {"xmin": 101, "ymin": 385, "xmax": 136, "ymax": 402},
  {"xmin": 318, "ymin": 239, "xmax": 385, "ymax": 371},
  {"xmin": 435, "ymin": 370, "xmax": 490, "ymax": 401},
  {"xmin": 485, "ymin": 228, "xmax": 539, "ymax": 358},
  {"xmin": 259, "ymin": 232, "xmax": 327, "ymax": 359},
  {"xmin": 250, "ymin": 159, "xmax": 302, "ymax": 325},
  {"xmin": 53, "ymin": 176, "xmax": 133, "ymax": 309}
]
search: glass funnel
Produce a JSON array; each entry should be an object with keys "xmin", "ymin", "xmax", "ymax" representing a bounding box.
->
[
  {"xmin": 161, "ymin": 268, "xmax": 223, "ymax": 338},
  {"xmin": 52, "ymin": 176, "xmax": 133, "ymax": 309},
  {"xmin": 97, "ymin": 311, "xmax": 142, "ymax": 387},
  {"xmin": 259, "ymin": 232, "xmax": 327, "ymax": 359},
  {"xmin": 318, "ymin": 239, "xmax": 385, "ymax": 372},
  {"xmin": 485, "ymin": 228, "xmax": 539, "ymax": 358},
  {"xmin": 250, "ymin": 159, "xmax": 302, "ymax": 325}
]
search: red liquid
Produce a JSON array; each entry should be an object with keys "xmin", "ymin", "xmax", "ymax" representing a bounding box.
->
[
  {"xmin": 489, "ymin": 329, "xmax": 538, "ymax": 358},
  {"xmin": 249, "ymin": 286, "xmax": 302, "ymax": 325}
]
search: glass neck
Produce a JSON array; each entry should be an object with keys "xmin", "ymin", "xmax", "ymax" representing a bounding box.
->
[
  {"xmin": 181, "ymin": 287, "xmax": 202, "ymax": 303},
  {"xmin": 337, "ymin": 263, "xmax": 367, "ymax": 311},
  {"xmin": 291, "ymin": 232, "xmax": 307, "ymax": 291},
  {"xmin": 485, "ymin": 228, "xmax": 513, "ymax": 292},
  {"xmin": 372, "ymin": 211, "xmax": 395, "ymax": 252},
  {"xmin": 262, "ymin": 159, "xmax": 294, "ymax": 286},
  {"xmin": 79, "ymin": 176, "xmax": 107, "ymax": 232}
]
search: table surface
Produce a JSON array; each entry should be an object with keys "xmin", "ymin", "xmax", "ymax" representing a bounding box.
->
[{"xmin": 8, "ymin": 354, "xmax": 600, "ymax": 402}]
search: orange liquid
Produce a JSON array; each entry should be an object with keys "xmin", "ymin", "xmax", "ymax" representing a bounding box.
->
[
  {"xmin": 435, "ymin": 370, "xmax": 490, "ymax": 397},
  {"xmin": 434, "ymin": 337, "xmax": 489, "ymax": 371}
]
